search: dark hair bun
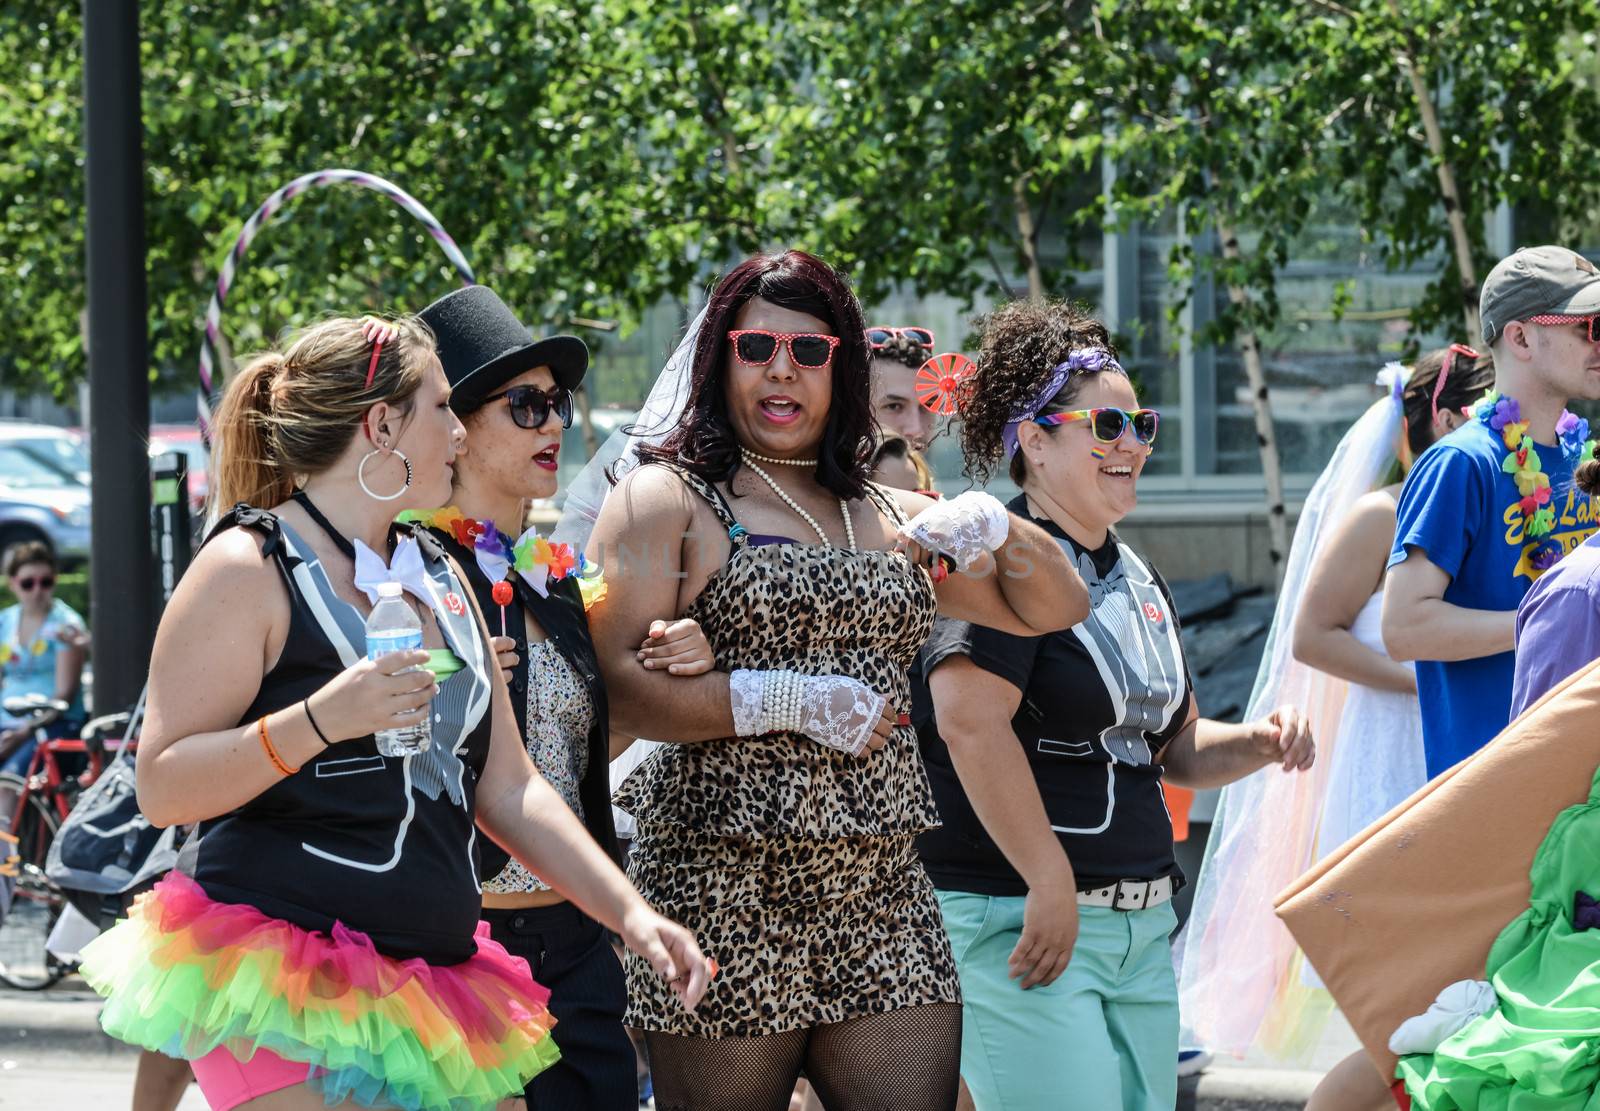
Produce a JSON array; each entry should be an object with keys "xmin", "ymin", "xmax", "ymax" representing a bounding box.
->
[
  {"xmin": 1577, "ymin": 457, "xmax": 1600, "ymax": 498},
  {"xmin": 873, "ymin": 333, "xmax": 931, "ymax": 370}
]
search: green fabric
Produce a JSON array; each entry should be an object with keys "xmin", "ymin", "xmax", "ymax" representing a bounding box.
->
[
  {"xmin": 423, "ymin": 648, "xmax": 465, "ymax": 678},
  {"xmin": 936, "ymin": 889, "xmax": 1179, "ymax": 1111},
  {"xmin": 1399, "ymin": 764, "xmax": 1600, "ymax": 1109}
]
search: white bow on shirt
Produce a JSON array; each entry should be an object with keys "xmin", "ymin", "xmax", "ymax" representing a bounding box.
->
[
  {"xmin": 352, "ymin": 536, "xmax": 436, "ymax": 608},
  {"xmin": 472, "ymin": 525, "xmax": 554, "ymax": 600}
]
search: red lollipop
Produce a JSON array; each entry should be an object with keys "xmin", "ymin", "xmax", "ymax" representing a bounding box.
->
[
  {"xmin": 916, "ymin": 352, "xmax": 975, "ymax": 415},
  {"xmin": 492, "ymin": 580, "xmax": 514, "ymax": 636}
]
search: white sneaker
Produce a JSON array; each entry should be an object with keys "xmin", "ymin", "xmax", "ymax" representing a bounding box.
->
[{"xmin": 1177, "ymin": 1048, "xmax": 1213, "ymax": 1078}]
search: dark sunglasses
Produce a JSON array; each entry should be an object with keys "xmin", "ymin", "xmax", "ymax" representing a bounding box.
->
[
  {"xmin": 867, "ymin": 325, "xmax": 935, "ymax": 350},
  {"xmin": 14, "ymin": 575, "xmax": 55, "ymax": 592},
  {"xmin": 727, "ymin": 329, "xmax": 842, "ymax": 369},
  {"xmin": 1036, "ymin": 407, "xmax": 1160, "ymax": 446},
  {"xmin": 1525, "ymin": 313, "xmax": 1600, "ymax": 343},
  {"xmin": 481, "ymin": 385, "xmax": 574, "ymax": 430}
]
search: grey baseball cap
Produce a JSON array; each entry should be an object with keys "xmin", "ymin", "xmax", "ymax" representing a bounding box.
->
[{"xmin": 1480, "ymin": 245, "xmax": 1600, "ymax": 344}]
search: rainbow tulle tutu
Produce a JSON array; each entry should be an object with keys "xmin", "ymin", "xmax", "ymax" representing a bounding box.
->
[{"xmin": 79, "ymin": 873, "xmax": 559, "ymax": 1110}]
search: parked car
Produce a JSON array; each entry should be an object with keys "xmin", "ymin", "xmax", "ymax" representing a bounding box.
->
[
  {"xmin": 147, "ymin": 423, "xmax": 210, "ymax": 512},
  {"xmin": 0, "ymin": 421, "xmax": 91, "ymax": 485},
  {"xmin": 0, "ymin": 443, "xmax": 91, "ymax": 563}
]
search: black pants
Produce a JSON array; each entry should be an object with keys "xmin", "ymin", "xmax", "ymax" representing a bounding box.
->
[{"xmin": 483, "ymin": 901, "xmax": 636, "ymax": 1111}]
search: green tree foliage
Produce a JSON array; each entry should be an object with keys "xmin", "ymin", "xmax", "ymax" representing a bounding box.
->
[
  {"xmin": 797, "ymin": 0, "xmax": 1111, "ymax": 307},
  {"xmin": 1316, "ymin": 0, "xmax": 1600, "ymax": 338},
  {"xmin": 0, "ymin": 1, "xmax": 809, "ymax": 397},
  {"xmin": 3, "ymin": 0, "xmax": 1598, "ymax": 407}
]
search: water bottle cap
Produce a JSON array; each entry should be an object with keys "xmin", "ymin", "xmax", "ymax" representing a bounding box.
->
[{"xmin": 376, "ymin": 581, "xmax": 404, "ymax": 599}]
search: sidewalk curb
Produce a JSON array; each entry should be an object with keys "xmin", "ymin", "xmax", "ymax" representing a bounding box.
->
[
  {"xmin": 0, "ymin": 986, "xmax": 133, "ymax": 1060},
  {"xmin": 1189, "ymin": 1065, "xmax": 1320, "ymax": 1109},
  {"xmin": 4, "ymin": 989, "xmax": 1327, "ymax": 1107}
]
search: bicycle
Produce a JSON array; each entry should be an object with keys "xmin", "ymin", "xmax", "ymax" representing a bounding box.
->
[{"xmin": 0, "ymin": 697, "xmax": 133, "ymax": 990}]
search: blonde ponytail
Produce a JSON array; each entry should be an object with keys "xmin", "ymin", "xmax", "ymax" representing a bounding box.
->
[
  {"xmin": 211, "ymin": 351, "xmax": 293, "ymax": 511},
  {"xmin": 207, "ymin": 315, "xmax": 434, "ymax": 513}
]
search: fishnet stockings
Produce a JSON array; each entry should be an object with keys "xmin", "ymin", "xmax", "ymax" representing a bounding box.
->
[{"xmin": 646, "ymin": 1002, "xmax": 962, "ymax": 1111}]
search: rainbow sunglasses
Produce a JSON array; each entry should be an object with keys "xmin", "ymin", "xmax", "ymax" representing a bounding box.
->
[{"xmin": 1036, "ymin": 406, "xmax": 1160, "ymax": 447}]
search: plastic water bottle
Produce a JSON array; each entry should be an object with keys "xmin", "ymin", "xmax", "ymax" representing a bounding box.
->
[{"xmin": 366, "ymin": 582, "xmax": 432, "ymax": 756}]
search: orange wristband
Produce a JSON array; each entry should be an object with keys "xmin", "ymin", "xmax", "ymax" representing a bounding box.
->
[{"xmin": 258, "ymin": 715, "xmax": 297, "ymax": 777}]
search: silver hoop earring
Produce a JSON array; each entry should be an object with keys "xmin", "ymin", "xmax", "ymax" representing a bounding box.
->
[{"xmin": 358, "ymin": 448, "xmax": 412, "ymax": 502}]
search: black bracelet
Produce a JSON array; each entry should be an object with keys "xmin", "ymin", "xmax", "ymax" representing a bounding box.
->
[{"xmin": 303, "ymin": 698, "xmax": 333, "ymax": 747}]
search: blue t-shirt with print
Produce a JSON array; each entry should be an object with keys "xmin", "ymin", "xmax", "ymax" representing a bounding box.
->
[
  {"xmin": 1389, "ymin": 419, "xmax": 1596, "ymax": 778},
  {"xmin": 0, "ymin": 598, "xmax": 86, "ymax": 727}
]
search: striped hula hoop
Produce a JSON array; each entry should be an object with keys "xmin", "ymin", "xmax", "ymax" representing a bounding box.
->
[{"xmin": 195, "ymin": 169, "xmax": 475, "ymax": 436}]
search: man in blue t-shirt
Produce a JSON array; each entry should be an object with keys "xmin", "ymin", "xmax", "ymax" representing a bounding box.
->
[{"xmin": 1385, "ymin": 245, "xmax": 1600, "ymax": 777}]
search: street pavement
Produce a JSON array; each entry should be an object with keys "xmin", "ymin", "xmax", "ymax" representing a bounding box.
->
[
  {"xmin": 0, "ymin": 1058, "xmax": 208, "ymax": 1110},
  {"xmin": 1, "ymin": 978, "xmax": 1352, "ymax": 1109}
]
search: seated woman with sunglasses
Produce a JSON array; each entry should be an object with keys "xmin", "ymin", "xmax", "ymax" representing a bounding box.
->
[
  {"xmin": 912, "ymin": 299, "xmax": 1315, "ymax": 1111},
  {"xmin": 0, "ymin": 541, "xmax": 88, "ymax": 779},
  {"xmin": 577, "ymin": 250, "xmax": 1088, "ymax": 1111},
  {"xmin": 412, "ymin": 287, "xmax": 716, "ymax": 1111},
  {"xmin": 78, "ymin": 314, "xmax": 710, "ymax": 1111}
]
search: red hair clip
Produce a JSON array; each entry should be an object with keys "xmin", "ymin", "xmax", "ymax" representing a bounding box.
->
[{"xmin": 361, "ymin": 317, "xmax": 398, "ymax": 391}]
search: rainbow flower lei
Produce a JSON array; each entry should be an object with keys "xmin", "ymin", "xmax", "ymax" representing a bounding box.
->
[
  {"xmin": 1475, "ymin": 391, "xmax": 1597, "ymax": 560},
  {"xmin": 398, "ymin": 507, "xmax": 606, "ymax": 610}
]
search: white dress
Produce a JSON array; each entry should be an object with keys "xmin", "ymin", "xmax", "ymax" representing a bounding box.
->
[{"xmin": 1312, "ymin": 591, "xmax": 1427, "ymax": 861}]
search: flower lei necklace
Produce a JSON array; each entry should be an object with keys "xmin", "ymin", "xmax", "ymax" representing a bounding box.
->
[
  {"xmin": 1475, "ymin": 390, "xmax": 1596, "ymax": 549},
  {"xmin": 397, "ymin": 507, "xmax": 606, "ymax": 611}
]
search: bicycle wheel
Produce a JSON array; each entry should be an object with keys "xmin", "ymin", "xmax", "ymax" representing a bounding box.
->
[{"xmin": 0, "ymin": 771, "xmax": 68, "ymax": 990}]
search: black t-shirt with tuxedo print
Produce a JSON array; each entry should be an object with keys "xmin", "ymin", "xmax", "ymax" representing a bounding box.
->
[{"xmin": 913, "ymin": 496, "xmax": 1194, "ymax": 897}]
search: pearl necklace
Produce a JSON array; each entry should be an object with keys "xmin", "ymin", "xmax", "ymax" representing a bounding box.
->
[
  {"xmin": 740, "ymin": 449, "xmax": 856, "ymax": 550},
  {"xmin": 742, "ymin": 449, "xmax": 817, "ymax": 466}
]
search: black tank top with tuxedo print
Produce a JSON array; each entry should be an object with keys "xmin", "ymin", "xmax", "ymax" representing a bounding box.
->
[{"xmin": 192, "ymin": 506, "xmax": 496, "ymax": 963}]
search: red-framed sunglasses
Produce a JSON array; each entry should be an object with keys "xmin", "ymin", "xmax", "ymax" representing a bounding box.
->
[
  {"xmin": 867, "ymin": 325, "xmax": 935, "ymax": 350},
  {"xmin": 727, "ymin": 330, "xmax": 842, "ymax": 369},
  {"xmin": 1524, "ymin": 314, "xmax": 1600, "ymax": 343}
]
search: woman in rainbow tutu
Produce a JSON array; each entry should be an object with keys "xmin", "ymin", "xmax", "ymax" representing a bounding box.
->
[{"xmin": 80, "ymin": 315, "xmax": 710, "ymax": 1111}]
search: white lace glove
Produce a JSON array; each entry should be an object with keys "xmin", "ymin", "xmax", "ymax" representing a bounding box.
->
[
  {"xmin": 729, "ymin": 669, "xmax": 887, "ymax": 756},
  {"xmin": 898, "ymin": 490, "xmax": 1010, "ymax": 571}
]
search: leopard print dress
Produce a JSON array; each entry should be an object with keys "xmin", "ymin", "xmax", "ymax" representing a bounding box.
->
[{"xmin": 614, "ymin": 466, "xmax": 961, "ymax": 1038}]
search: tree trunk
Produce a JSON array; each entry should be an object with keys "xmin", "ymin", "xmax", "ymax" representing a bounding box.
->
[
  {"xmin": 1013, "ymin": 176, "xmax": 1045, "ymax": 300},
  {"xmin": 1385, "ymin": 0, "xmax": 1480, "ymax": 340},
  {"xmin": 1215, "ymin": 214, "xmax": 1290, "ymax": 584}
]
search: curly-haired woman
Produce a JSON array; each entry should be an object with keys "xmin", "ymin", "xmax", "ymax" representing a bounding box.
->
[
  {"xmin": 913, "ymin": 299, "xmax": 1316, "ymax": 1111},
  {"xmin": 585, "ymin": 252, "xmax": 1089, "ymax": 1111},
  {"xmin": 0, "ymin": 540, "xmax": 87, "ymax": 777}
]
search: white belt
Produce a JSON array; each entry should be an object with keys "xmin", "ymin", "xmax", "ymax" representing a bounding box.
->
[{"xmin": 1076, "ymin": 876, "xmax": 1176, "ymax": 911}]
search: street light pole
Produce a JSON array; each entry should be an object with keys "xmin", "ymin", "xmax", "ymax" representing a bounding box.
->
[{"xmin": 83, "ymin": 0, "xmax": 155, "ymax": 714}]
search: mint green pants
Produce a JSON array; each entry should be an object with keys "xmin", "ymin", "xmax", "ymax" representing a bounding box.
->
[{"xmin": 936, "ymin": 890, "xmax": 1179, "ymax": 1111}]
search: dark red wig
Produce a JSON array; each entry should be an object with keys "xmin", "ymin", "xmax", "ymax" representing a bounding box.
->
[{"xmin": 636, "ymin": 250, "xmax": 876, "ymax": 500}]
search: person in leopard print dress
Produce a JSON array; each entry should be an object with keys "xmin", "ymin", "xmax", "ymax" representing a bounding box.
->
[{"xmin": 584, "ymin": 250, "xmax": 1090, "ymax": 1111}]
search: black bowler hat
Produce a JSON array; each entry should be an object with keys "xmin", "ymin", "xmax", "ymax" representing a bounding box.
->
[{"xmin": 417, "ymin": 286, "xmax": 589, "ymax": 412}]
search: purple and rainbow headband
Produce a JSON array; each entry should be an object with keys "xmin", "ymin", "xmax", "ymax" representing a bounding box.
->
[{"xmin": 1002, "ymin": 348, "xmax": 1127, "ymax": 457}]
